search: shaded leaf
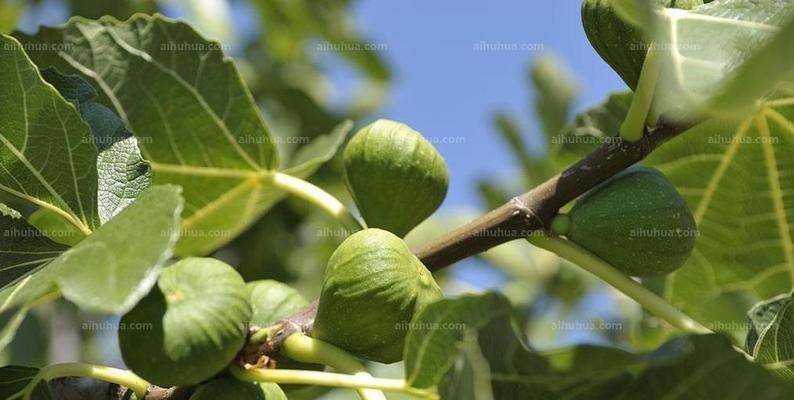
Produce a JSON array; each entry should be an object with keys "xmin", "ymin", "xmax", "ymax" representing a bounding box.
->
[
  {"xmin": 0, "ymin": 204, "xmax": 67, "ymax": 289},
  {"xmin": 746, "ymin": 294, "xmax": 794, "ymax": 379},
  {"xmin": 0, "ymin": 366, "xmax": 51, "ymax": 400},
  {"xmin": 746, "ymin": 294, "xmax": 789, "ymax": 355},
  {"xmin": 40, "ymin": 67, "xmax": 152, "ymax": 224},
  {"xmin": 617, "ymin": 335, "xmax": 794, "ymax": 399},
  {"xmin": 407, "ymin": 293, "xmax": 794, "ymax": 399}
]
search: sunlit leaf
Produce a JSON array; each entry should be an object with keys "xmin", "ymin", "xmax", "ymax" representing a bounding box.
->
[
  {"xmin": 0, "ymin": 34, "xmax": 98, "ymax": 235},
  {"xmin": 284, "ymin": 120, "xmax": 352, "ymax": 179},
  {"xmin": 651, "ymin": 0, "xmax": 794, "ymax": 118},
  {"xmin": 15, "ymin": 14, "xmax": 280, "ymax": 256}
]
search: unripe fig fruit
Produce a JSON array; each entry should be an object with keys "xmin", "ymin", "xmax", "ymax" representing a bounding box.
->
[
  {"xmin": 581, "ymin": 0, "xmax": 704, "ymax": 90},
  {"xmin": 190, "ymin": 378, "xmax": 286, "ymax": 400},
  {"xmin": 119, "ymin": 258, "xmax": 252, "ymax": 387},
  {"xmin": 247, "ymin": 280, "xmax": 308, "ymax": 328},
  {"xmin": 312, "ymin": 228, "xmax": 443, "ymax": 363},
  {"xmin": 563, "ymin": 166, "xmax": 696, "ymax": 277},
  {"xmin": 344, "ymin": 119, "xmax": 449, "ymax": 237}
]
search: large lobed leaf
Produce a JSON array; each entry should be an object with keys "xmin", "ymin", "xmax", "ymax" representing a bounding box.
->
[
  {"xmin": 647, "ymin": 102, "xmax": 794, "ymax": 333},
  {"xmin": 14, "ymin": 14, "xmax": 281, "ymax": 255},
  {"xmin": 14, "ymin": 14, "xmax": 352, "ymax": 256}
]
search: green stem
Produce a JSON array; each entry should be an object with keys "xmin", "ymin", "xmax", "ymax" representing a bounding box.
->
[
  {"xmin": 248, "ymin": 325, "xmax": 278, "ymax": 347},
  {"xmin": 270, "ymin": 172, "xmax": 363, "ymax": 232},
  {"xmin": 230, "ymin": 366, "xmax": 439, "ymax": 400},
  {"xmin": 22, "ymin": 363, "xmax": 150, "ymax": 400},
  {"xmin": 282, "ymin": 333, "xmax": 387, "ymax": 400},
  {"xmin": 527, "ymin": 235, "xmax": 711, "ymax": 335},
  {"xmin": 620, "ymin": 43, "xmax": 660, "ymax": 142}
]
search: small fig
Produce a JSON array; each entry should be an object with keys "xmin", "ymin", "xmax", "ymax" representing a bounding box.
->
[
  {"xmin": 564, "ymin": 166, "xmax": 696, "ymax": 277},
  {"xmin": 344, "ymin": 119, "xmax": 449, "ymax": 237},
  {"xmin": 247, "ymin": 280, "xmax": 308, "ymax": 328},
  {"xmin": 119, "ymin": 258, "xmax": 252, "ymax": 387},
  {"xmin": 190, "ymin": 378, "xmax": 286, "ymax": 400},
  {"xmin": 312, "ymin": 228, "xmax": 443, "ymax": 363}
]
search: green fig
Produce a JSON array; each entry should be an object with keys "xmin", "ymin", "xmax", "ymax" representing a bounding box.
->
[
  {"xmin": 190, "ymin": 378, "xmax": 287, "ymax": 400},
  {"xmin": 247, "ymin": 280, "xmax": 308, "ymax": 328},
  {"xmin": 581, "ymin": 0, "xmax": 705, "ymax": 90},
  {"xmin": 562, "ymin": 166, "xmax": 696, "ymax": 277},
  {"xmin": 312, "ymin": 228, "xmax": 443, "ymax": 363},
  {"xmin": 119, "ymin": 258, "xmax": 252, "ymax": 387},
  {"xmin": 344, "ymin": 119, "xmax": 449, "ymax": 237}
]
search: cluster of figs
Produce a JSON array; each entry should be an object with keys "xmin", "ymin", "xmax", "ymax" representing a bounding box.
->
[{"xmin": 119, "ymin": 115, "xmax": 696, "ymax": 396}]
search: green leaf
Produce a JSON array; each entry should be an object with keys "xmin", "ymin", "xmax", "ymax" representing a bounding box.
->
[
  {"xmin": 15, "ymin": 14, "xmax": 281, "ymax": 256},
  {"xmin": 408, "ymin": 293, "xmax": 794, "ymax": 399},
  {"xmin": 404, "ymin": 293, "xmax": 553, "ymax": 391},
  {"xmin": 651, "ymin": 1, "xmax": 794, "ymax": 118},
  {"xmin": 405, "ymin": 292, "xmax": 639, "ymax": 399},
  {"xmin": 644, "ymin": 103, "xmax": 794, "ymax": 334},
  {"xmin": 251, "ymin": 0, "xmax": 390, "ymax": 82},
  {"xmin": 0, "ymin": 184, "xmax": 183, "ymax": 351},
  {"xmin": 552, "ymin": 91, "xmax": 632, "ymax": 166},
  {"xmin": 710, "ymin": 15, "xmax": 794, "ymax": 115},
  {"xmin": 492, "ymin": 113, "xmax": 535, "ymax": 174},
  {"xmin": 247, "ymin": 279, "xmax": 308, "ymax": 327},
  {"xmin": 0, "ymin": 272, "xmax": 57, "ymax": 351},
  {"xmin": 28, "ymin": 208, "xmax": 86, "ymax": 246},
  {"xmin": 616, "ymin": 335, "xmax": 794, "ymax": 399},
  {"xmin": 746, "ymin": 294, "xmax": 794, "ymax": 379},
  {"xmin": 283, "ymin": 120, "xmax": 352, "ymax": 179},
  {"xmin": 0, "ymin": 204, "xmax": 67, "ymax": 289},
  {"xmin": 39, "ymin": 67, "xmax": 152, "ymax": 224},
  {"xmin": 531, "ymin": 54, "xmax": 578, "ymax": 140},
  {"xmin": 0, "ymin": 366, "xmax": 51, "ymax": 400},
  {"xmin": 0, "ymin": 34, "xmax": 98, "ymax": 235},
  {"xmin": 49, "ymin": 185, "xmax": 183, "ymax": 314}
]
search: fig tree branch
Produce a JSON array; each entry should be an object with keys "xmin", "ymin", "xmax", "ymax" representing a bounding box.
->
[{"xmin": 415, "ymin": 118, "xmax": 694, "ymax": 271}]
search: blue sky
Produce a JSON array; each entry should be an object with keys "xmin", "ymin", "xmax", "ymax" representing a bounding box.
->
[{"xmin": 350, "ymin": 0, "xmax": 627, "ymax": 209}]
